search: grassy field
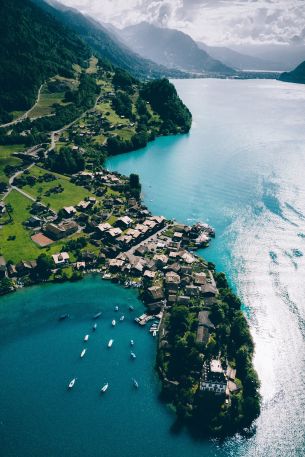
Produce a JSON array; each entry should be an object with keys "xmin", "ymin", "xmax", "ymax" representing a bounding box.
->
[
  {"xmin": 27, "ymin": 86, "xmax": 65, "ymax": 118},
  {"xmin": 0, "ymin": 191, "xmax": 85, "ymax": 263},
  {"xmin": 22, "ymin": 166, "xmax": 93, "ymax": 211},
  {"xmin": 0, "ymin": 145, "xmax": 25, "ymax": 183},
  {"xmin": 86, "ymin": 56, "xmax": 98, "ymax": 74},
  {"xmin": 96, "ymin": 101, "xmax": 130, "ymax": 126}
]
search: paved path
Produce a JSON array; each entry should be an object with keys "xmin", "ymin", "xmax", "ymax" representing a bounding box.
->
[{"xmin": 0, "ymin": 84, "xmax": 44, "ymax": 129}]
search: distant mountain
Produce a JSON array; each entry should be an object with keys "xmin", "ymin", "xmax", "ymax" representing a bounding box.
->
[
  {"xmin": 117, "ymin": 22, "xmax": 235, "ymax": 75},
  {"xmin": 279, "ymin": 60, "xmax": 305, "ymax": 84},
  {"xmin": 0, "ymin": 0, "xmax": 89, "ymax": 122},
  {"xmin": 197, "ymin": 42, "xmax": 282, "ymax": 71},
  {"xmin": 229, "ymin": 44, "xmax": 305, "ymax": 71},
  {"xmin": 35, "ymin": 0, "xmax": 186, "ymax": 79}
]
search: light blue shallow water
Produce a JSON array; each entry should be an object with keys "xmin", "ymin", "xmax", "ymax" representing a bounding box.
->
[{"xmin": 1, "ymin": 79, "xmax": 305, "ymax": 456}]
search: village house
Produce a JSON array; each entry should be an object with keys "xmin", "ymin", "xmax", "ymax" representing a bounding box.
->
[
  {"xmin": 185, "ymin": 284, "xmax": 201, "ymax": 297},
  {"xmin": 201, "ymin": 283, "xmax": 218, "ymax": 298},
  {"xmin": 52, "ymin": 252, "xmax": 70, "ymax": 266},
  {"xmin": 0, "ymin": 202, "xmax": 6, "ymax": 215},
  {"xmin": 115, "ymin": 216, "xmax": 133, "ymax": 229},
  {"xmin": 106, "ymin": 227, "xmax": 123, "ymax": 243},
  {"xmin": 44, "ymin": 221, "xmax": 78, "ymax": 240},
  {"xmin": 16, "ymin": 260, "xmax": 37, "ymax": 276},
  {"xmin": 164, "ymin": 271, "xmax": 181, "ymax": 291},
  {"xmin": 196, "ymin": 310, "xmax": 215, "ymax": 345},
  {"xmin": 153, "ymin": 254, "xmax": 168, "ymax": 269},
  {"xmin": 177, "ymin": 295, "xmax": 191, "ymax": 305},
  {"xmin": 194, "ymin": 272, "xmax": 207, "ymax": 285},
  {"xmin": 77, "ymin": 200, "xmax": 92, "ymax": 211},
  {"xmin": 63, "ymin": 206, "xmax": 77, "ymax": 217},
  {"xmin": 96, "ymin": 222, "xmax": 112, "ymax": 237},
  {"xmin": 26, "ymin": 215, "xmax": 42, "ymax": 228},
  {"xmin": 147, "ymin": 285, "xmax": 164, "ymax": 302},
  {"xmin": 108, "ymin": 258, "xmax": 125, "ymax": 272}
]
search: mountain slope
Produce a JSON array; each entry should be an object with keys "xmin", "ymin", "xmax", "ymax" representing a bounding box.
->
[
  {"xmin": 197, "ymin": 42, "xmax": 281, "ymax": 71},
  {"xmin": 118, "ymin": 22, "xmax": 235, "ymax": 75},
  {"xmin": 0, "ymin": 0, "xmax": 89, "ymax": 123},
  {"xmin": 34, "ymin": 0, "xmax": 186, "ymax": 79},
  {"xmin": 279, "ymin": 60, "xmax": 305, "ymax": 84}
]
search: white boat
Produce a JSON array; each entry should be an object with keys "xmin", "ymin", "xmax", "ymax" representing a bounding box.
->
[
  {"xmin": 101, "ymin": 383, "xmax": 109, "ymax": 393},
  {"xmin": 120, "ymin": 315, "xmax": 125, "ymax": 321},
  {"xmin": 112, "ymin": 319, "xmax": 116, "ymax": 326},
  {"xmin": 93, "ymin": 323, "xmax": 97, "ymax": 331},
  {"xmin": 68, "ymin": 378, "xmax": 76, "ymax": 389},
  {"xmin": 108, "ymin": 339, "xmax": 114, "ymax": 348},
  {"xmin": 114, "ymin": 306, "xmax": 119, "ymax": 312},
  {"xmin": 129, "ymin": 305, "xmax": 134, "ymax": 311},
  {"xmin": 84, "ymin": 334, "xmax": 89, "ymax": 341},
  {"xmin": 130, "ymin": 339, "xmax": 134, "ymax": 346},
  {"xmin": 130, "ymin": 352, "xmax": 136, "ymax": 359},
  {"xmin": 80, "ymin": 348, "xmax": 87, "ymax": 358},
  {"xmin": 132, "ymin": 378, "xmax": 139, "ymax": 388}
]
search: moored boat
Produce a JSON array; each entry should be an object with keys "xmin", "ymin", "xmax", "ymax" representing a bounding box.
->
[
  {"xmin": 114, "ymin": 306, "xmax": 119, "ymax": 312},
  {"xmin": 93, "ymin": 312, "xmax": 102, "ymax": 320},
  {"xmin": 84, "ymin": 334, "xmax": 89, "ymax": 341},
  {"xmin": 108, "ymin": 339, "xmax": 114, "ymax": 348},
  {"xmin": 130, "ymin": 339, "xmax": 134, "ymax": 346},
  {"xmin": 112, "ymin": 319, "xmax": 116, "ymax": 326},
  {"xmin": 130, "ymin": 351, "xmax": 136, "ymax": 359},
  {"xmin": 129, "ymin": 305, "xmax": 134, "ymax": 311},
  {"xmin": 68, "ymin": 378, "xmax": 76, "ymax": 389},
  {"xmin": 80, "ymin": 348, "xmax": 87, "ymax": 358},
  {"xmin": 120, "ymin": 315, "xmax": 125, "ymax": 321},
  {"xmin": 100, "ymin": 383, "xmax": 109, "ymax": 393},
  {"xmin": 92, "ymin": 323, "xmax": 97, "ymax": 331},
  {"xmin": 132, "ymin": 378, "xmax": 139, "ymax": 388}
]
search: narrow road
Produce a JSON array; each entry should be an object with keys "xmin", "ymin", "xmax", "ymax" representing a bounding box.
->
[
  {"xmin": 119, "ymin": 225, "xmax": 169, "ymax": 258},
  {"xmin": 11, "ymin": 186, "xmax": 36, "ymax": 202},
  {"xmin": 0, "ymin": 84, "xmax": 44, "ymax": 129}
]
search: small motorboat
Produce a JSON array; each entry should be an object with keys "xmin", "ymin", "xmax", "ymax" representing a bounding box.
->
[
  {"xmin": 112, "ymin": 320, "xmax": 116, "ymax": 326},
  {"xmin": 58, "ymin": 313, "xmax": 69, "ymax": 321},
  {"xmin": 101, "ymin": 383, "xmax": 109, "ymax": 393},
  {"xmin": 130, "ymin": 352, "xmax": 136, "ymax": 359},
  {"xmin": 119, "ymin": 315, "xmax": 125, "ymax": 321},
  {"xmin": 68, "ymin": 378, "xmax": 76, "ymax": 389},
  {"xmin": 92, "ymin": 323, "xmax": 97, "ymax": 331},
  {"xmin": 128, "ymin": 305, "xmax": 134, "ymax": 311},
  {"xmin": 80, "ymin": 348, "xmax": 87, "ymax": 358},
  {"xmin": 108, "ymin": 339, "xmax": 114, "ymax": 348},
  {"xmin": 114, "ymin": 306, "xmax": 119, "ymax": 312},
  {"xmin": 93, "ymin": 312, "xmax": 102, "ymax": 320},
  {"xmin": 84, "ymin": 334, "xmax": 89, "ymax": 341},
  {"xmin": 132, "ymin": 378, "xmax": 139, "ymax": 389},
  {"xmin": 130, "ymin": 339, "xmax": 134, "ymax": 346}
]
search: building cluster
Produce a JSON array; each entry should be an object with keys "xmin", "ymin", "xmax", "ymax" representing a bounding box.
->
[{"xmin": 199, "ymin": 358, "xmax": 239, "ymax": 400}]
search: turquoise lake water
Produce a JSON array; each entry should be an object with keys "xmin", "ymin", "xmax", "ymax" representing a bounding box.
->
[{"xmin": 1, "ymin": 79, "xmax": 305, "ymax": 456}]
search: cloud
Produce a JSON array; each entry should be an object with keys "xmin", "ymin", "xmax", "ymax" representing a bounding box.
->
[{"xmin": 56, "ymin": 0, "xmax": 305, "ymax": 45}]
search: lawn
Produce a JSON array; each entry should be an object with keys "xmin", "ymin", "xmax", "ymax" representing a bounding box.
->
[
  {"xmin": 0, "ymin": 190, "xmax": 85, "ymax": 263},
  {"xmin": 86, "ymin": 56, "xmax": 98, "ymax": 74},
  {"xmin": 22, "ymin": 166, "xmax": 93, "ymax": 211},
  {"xmin": 27, "ymin": 85, "xmax": 66, "ymax": 118},
  {"xmin": 0, "ymin": 144, "xmax": 25, "ymax": 183},
  {"xmin": 96, "ymin": 101, "xmax": 130, "ymax": 126}
]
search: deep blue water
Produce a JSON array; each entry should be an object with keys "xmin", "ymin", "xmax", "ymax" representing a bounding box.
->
[{"xmin": 1, "ymin": 79, "xmax": 305, "ymax": 456}]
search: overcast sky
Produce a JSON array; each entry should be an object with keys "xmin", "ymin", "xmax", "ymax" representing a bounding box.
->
[{"xmin": 56, "ymin": 0, "xmax": 305, "ymax": 46}]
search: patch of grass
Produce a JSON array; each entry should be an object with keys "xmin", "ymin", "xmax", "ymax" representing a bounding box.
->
[
  {"xmin": 22, "ymin": 165, "xmax": 93, "ymax": 211},
  {"xmin": 10, "ymin": 110, "xmax": 26, "ymax": 120},
  {"xmin": 86, "ymin": 56, "xmax": 98, "ymax": 74},
  {"xmin": 0, "ymin": 190, "xmax": 86, "ymax": 263},
  {"xmin": 27, "ymin": 85, "xmax": 66, "ymax": 118},
  {"xmin": 0, "ymin": 145, "xmax": 25, "ymax": 183}
]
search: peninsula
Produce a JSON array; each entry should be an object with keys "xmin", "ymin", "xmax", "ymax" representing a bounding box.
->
[{"xmin": 0, "ymin": 0, "xmax": 260, "ymax": 438}]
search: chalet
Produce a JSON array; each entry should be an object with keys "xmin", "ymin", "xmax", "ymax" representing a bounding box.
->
[
  {"xmin": 26, "ymin": 216, "xmax": 42, "ymax": 228},
  {"xmin": 147, "ymin": 286, "xmax": 164, "ymax": 302},
  {"xmin": 165, "ymin": 271, "xmax": 180, "ymax": 291},
  {"xmin": 44, "ymin": 221, "xmax": 78, "ymax": 240},
  {"xmin": 150, "ymin": 215, "xmax": 166, "ymax": 226},
  {"xmin": 153, "ymin": 254, "xmax": 168, "ymax": 269},
  {"xmin": 180, "ymin": 265, "xmax": 192, "ymax": 276},
  {"xmin": 77, "ymin": 200, "xmax": 92, "ymax": 211},
  {"xmin": 194, "ymin": 272, "xmax": 207, "ymax": 285},
  {"xmin": 201, "ymin": 283, "xmax": 218, "ymax": 297},
  {"xmin": 107, "ymin": 227, "xmax": 123, "ymax": 241},
  {"xmin": 135, "ymin": 245, "xmax": 148, "ymax": 256},
  {"xmin": 177, "ymin": 295, "xmax": 191, "ymax": 305},
  {"xmin": 7, "ymin": 264, "xmax": 17, "ymax": 277},
  {"xmin": 143, "ymin": 270, "xmax": 156, "ymax": 280},
  {"xmin": 173, "ymin": 232, "xmax": 183, "ymax": 242},
  {"xmin": 185, "ymin": 285, "xmax": 201, "ymax": 297},
  {"xmin": 97, "ymin": 223, "xmax": 112, "ymax": 236},
  {"xmin": 16, "ymin": 260, "xmax": 37, "ymax": 275},
  {"xmin": 115, "ymin": 216, "xmax": 133, "ymax": 229},
  {"xmin": 167, "ymin": 262, "xmax": 181, "ymax": 273},
  {"xmin": 117, "ymin": 235, "xmax": 133, "ymax": 250},
  {"xmin": 76, "ymin": 262, "xmax": 86, "ymax": 270},
  {"xmin": 52, "ymin": 252, "xmax": 70, "ymax": 265},
  {"xmin": 0, "ymin": 256, "xmax": 7, "ymax": 278},
  {"xmin": 181, "ymin": 251, "xmax": 196, "ymax": 264},
  {"xmin": 63, "ymin": 206, "xmax": 77, "ymax": 217},
  {"xmin": 196, "ymin": 310, "xmax": 215, "ymax": 345},
  {"xmin": 143, "ymin": 219, "xmax": 157, "ymax": 231},
  {"xmin": 108, "ymin": 259, "xmax": 124, "ymax": 272}
]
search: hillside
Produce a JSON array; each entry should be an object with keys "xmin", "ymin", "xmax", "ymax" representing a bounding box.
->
[
  {"xmin": 279, "ymin": 60, "xmax": 305, "ymax": 84},
  {"xmin": 118, "ymin": 22, "xmax": 235, "ymax": 75},
  {"xmin": 0, "ymin": 0, "xmax": 89, "ymax": 124},
  {"xmin": 34, "ymin": 0, "xmax": 187, "ymax": 80}
]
